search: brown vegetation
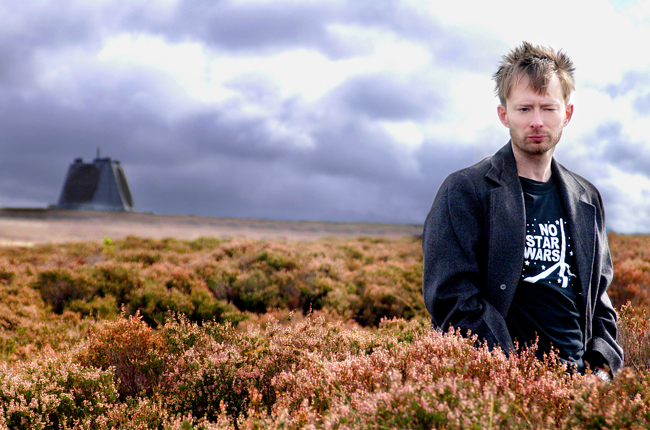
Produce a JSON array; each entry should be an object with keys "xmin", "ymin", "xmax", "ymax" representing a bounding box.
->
[{"xmin": 0, "ymin": 232, "xmax": 650, "ymax": 428}]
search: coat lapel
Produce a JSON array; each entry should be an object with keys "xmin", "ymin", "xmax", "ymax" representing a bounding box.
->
[
  {"xmin": 482, "ymin": 143, "xmax": 595, "ymax": 328},
  {"xmin": 485, "ymin": 144, "xmax": 526, "ymax": 317},
  {"xmin": 552, "ymin": 161, "xmax": 595, "ymax": 298}
]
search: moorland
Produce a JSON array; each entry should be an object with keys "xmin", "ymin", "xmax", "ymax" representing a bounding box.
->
[{"xmin": 1, "ymin": 212, "xmax": 650, "ymax": 429}]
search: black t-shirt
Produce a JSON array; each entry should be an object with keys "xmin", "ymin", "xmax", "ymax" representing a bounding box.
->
[{"xmin": 506, "ymin": 176, "xmax": 584, "ymax": 371}]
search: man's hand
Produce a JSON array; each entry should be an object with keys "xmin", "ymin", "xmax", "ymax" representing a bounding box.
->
[{"xmin": 593, "ymin": 367, "xmax": 611, "ymax": 382}]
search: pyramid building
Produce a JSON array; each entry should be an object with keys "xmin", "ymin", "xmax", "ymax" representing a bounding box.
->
[{"xmin": 56, "ymin": 152, "xmax": 134, "ymax": 212}]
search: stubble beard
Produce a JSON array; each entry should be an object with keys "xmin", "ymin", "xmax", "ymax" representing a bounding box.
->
[{"xmin": 510, "ymin": 127, "xmax": 563, "ymax": 156}]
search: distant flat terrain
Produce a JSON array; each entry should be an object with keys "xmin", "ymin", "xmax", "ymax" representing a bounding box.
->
[{"xmin": 0, "ymin": 209, "xmax": 423, "ymax": 246}]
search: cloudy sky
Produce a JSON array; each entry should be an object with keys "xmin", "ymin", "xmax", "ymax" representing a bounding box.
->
[{"xmin": 1, "ymin": 0, "xmax": 649, "ymax": 233}]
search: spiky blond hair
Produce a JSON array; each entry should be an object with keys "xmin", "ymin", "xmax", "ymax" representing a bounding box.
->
[{"xmin": 493, "ymin": 41, "xmax": 575, "ymax": 106}]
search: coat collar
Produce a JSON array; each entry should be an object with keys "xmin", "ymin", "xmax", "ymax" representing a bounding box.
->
[
  {"xmin": 486, "ymin": 142, "xmax": 520, "ymax": 187},
  {"xmin": 486, "ymin": 142, "xmax": 589, "ymax": 199},
  {"xmin": 485, "ymin": 141, "xmax": 595, "ymax": 306}
]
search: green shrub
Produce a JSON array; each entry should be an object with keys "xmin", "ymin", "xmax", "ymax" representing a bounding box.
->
[
  {"xmin": 188, "ymin": 236, "xmax": 227, "ymax": 251},
  {"xmin": 227, "ymin": 269, "xmax": 276, "ymax": 313},
  {"xmin": 0, "ymin": 268, "xmax": 15, "ymax": 285},
  {"xmin": 68, "ymin": 295, "xmax": 120, "ymax": 320},
  {"xmin": 187, "ymin": 290, "xmax": 246, "ymax": 325},
  {"xmin": 255, "ymin": 249, "xmax": 299, "ymax": 271},
  {"xmin": 32, "ymin": 268, "xmax": 92, "ymax": 314},
  {"xmin": 118, "ymin": 250, "xmax": 162, "ymax": 266},
  {"xmin": 91, "ymin": 263, "xmax": 144, "ymax": 303},
  {"xmin": 128, "ymin": 283, "xmax": 194, "ymax": 327}
]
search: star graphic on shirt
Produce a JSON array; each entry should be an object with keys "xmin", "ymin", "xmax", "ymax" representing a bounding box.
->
[
  {"xmin": 541, "ymin": 265, "xmax": 546, "ymax": 270},
  {"xmin": 525, "ymin": 260, "xmax": 530, "ymax": 266}
]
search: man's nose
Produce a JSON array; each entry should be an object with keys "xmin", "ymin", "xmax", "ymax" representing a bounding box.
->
[{"xmin": 530, "ymin": 108, "xmax": 543, "ymax": 128}]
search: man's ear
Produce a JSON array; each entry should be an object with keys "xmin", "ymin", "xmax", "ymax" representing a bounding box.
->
[
  {"xmin": 497, "ymin": 105, "xmax": 509, "ymax": 127},
  {"xmin": 564, "ymin": 103, "xmax": 574, "ymax": 126}
]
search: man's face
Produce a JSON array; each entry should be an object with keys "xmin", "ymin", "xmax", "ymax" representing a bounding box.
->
[{"xmin": 497, "ymin": 74, "xmax": 573, "ymax": 157}]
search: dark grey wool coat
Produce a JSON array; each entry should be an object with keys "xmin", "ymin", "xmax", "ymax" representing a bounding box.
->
[{"xmin": 422, "ymin": 142, "xmax": 623, "ymax": 374}]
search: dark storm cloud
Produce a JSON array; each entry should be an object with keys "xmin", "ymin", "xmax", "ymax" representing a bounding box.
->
[
  {"xmin": 594, "ymin": 122, "xmax": 650, "ymax": 175},
  {"xmin": 118, "ymin": 0, "xmax": 501, "ymax": 70},
  {"xmin": 303, "ymin": 119, "xmax": 409, "ymax": 182},
  {"xmin": 123, "ymin": 0, "xmax": 355, "ymax": 58},
  {"xmin": 132, "ymin": 76, "xmax": 464, "ymax": 223},
  {"xmin": 0, "ymin": 0, "xmax": 503, "ymax": 225},
  {"xmin": 174, "ymin": 112, "xmax": 295, "ymax": 162},
  {"xmin": 0, "ymin": 83, "xmax": 166, "ymax": 207},
  {"xmin": 561, "ymin": 121, "xmax": 650, "ymax": 232},
  {"xmin": 0, "ymin": 70, "xmax": 454, "ymax": 223},
  {"xmin": 329, "ymin": 73, "xmax": 441, "ymax": 121},
  {"xmin": 0, "ymin": 1, "xmax": 98, "ymax": 87}
]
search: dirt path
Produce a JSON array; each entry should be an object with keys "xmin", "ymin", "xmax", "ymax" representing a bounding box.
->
[{"xmin": 0, "ymin": 209, "xmax": 423, "ymax": 246}]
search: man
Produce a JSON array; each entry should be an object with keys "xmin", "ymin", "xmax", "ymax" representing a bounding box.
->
[{"xmin": 422, "ymin": 42, "xmax": 623, "ymax": 380}]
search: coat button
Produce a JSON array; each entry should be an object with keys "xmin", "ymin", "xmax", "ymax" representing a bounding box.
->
[{"xmin": 499, "ymin": 284, "xmax": 507, "ymax": 290}]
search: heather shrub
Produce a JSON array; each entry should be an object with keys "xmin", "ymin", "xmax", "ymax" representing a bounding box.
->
[
  {"xmin": 609, "ymin": 257, "xmax": 650, "ymax": 310},
  {"xmin": 74, "ymin": 236, "xmax": 426, "ymax": 326},
  {"xmin": 618, "ymin": 302, "xmax": 650, "ymax": 371},
  {"xmin": 188, "ymin": 236, "xmax": 227, "ymax": 251},
  {"xmin": 164, "ymin": 265, "xmax": 199, "ymax": 294},
  {"xmin": 127, "ymin": 281, "xmax": 245, "ymax": 327},
  {"xmin": 76, "ymin": 312, "xmax": 168, "ymax": 399},
  {"xmin": 285, "ymin": 272, "xmax": 331, "ymax": 313},
  {"xmin": 0, "ymin": 358, "xmax": 118, "ymax": 429},
  {"xmin": 353, "ymin": 283, "xmax": 417, "ymax": 326},
  {"xmin": 0, "ymin": 267, "xmax": 15, "ymax": 285},
  {"xmin": 7, "ymin": 234, "xmax": 650, "ymax": 428},
  {"xmin": 68, "ymin": 294, "xmax": 120, "ymax": 319},
  {"xmin": 2, "ymin": 304, "xmax": 650, "ymax": 428},
  {"xmin": 117, "ymin": 250, "xmax": 162, "ymax": 266},
  {"xmin": 609, "ymin": 233, "xmax": 650, "ymax": 311},
  {"xmin": 126, "ymin": 282, "xmax": 194, "ymax": 327},
  {"xmin": 32, "ymin": 268, "xmax": 92, "ymax": 314},
  {"xmin": 97, "ymin": 398, "xmax": 232, "ymax": 429},
  {"xmin": 157, "ymin": 314, "xmax": 341, "ymax": 423},
  {"xmin": 565, "ymin": 367, "xmax": 650, "ymax": 429},
  {"xmin": 265, "ymin": 324, "xmax": 578, "ymax": 429},
  {"xmin": 113, "ymin": 235, "xmax": 176, "ymax": 251},
  {"xmin": 254, "ymin": 249, "xmax": 299, "ymax": 271},
  {"xmin": 225, "ymin": 269, "xmax": 277, "ymax": 313},
  {"xmin": 91, "ymin": 262, "xmax": 144, "ymax": 303}
]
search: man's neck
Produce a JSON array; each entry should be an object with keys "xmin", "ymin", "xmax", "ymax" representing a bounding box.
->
[{"xmin": 512, "ymin": 147, "xmax": 554, "ymax": 182}]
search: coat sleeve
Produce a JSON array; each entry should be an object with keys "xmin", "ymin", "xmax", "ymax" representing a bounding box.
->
[
  {"xmin": 422, "ymin": 172, "xmax": 514, "ymax": 353},
  {"xmin": 585, "ymin": 192, "xmax": 624, "ymax": 374}
]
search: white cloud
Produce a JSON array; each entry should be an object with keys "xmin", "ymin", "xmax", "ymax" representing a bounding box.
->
[
  {"xmin": 382, "ymin": 121, "xmax": 424, "ymax": 148},
  {"xmin": 601, "ymin": 168, "xmax": 650, "ymax": 233},
  {"xmin": 97, "ymin": 33, "xmax": 219, "ymax": 102},
  {"xmin": 3, "ymin": 0, "xmax": 650, "ymax": 231}
]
